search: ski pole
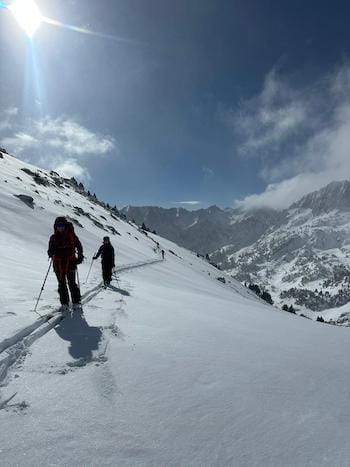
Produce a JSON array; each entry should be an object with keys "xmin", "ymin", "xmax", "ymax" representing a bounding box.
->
[
  {"xmin": 76, "ymin": 267, "xmax": 80, "ymax": 289},
  {"xmin": 111, "ymin": 267, "xmax": 118, "ymax": 283},
  {"xmin": 114, "ymin": 270, "xmax": 121, "ymax": 288},
  {"xmin": 85, "ymin": 256, "xmax": 95, "ymax": 283},
  {"xmin": 33, "ymin": 259, "xmax": 52, "ymax": 315}
]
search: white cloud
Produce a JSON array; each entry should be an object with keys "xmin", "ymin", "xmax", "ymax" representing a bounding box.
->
[
  {"xmin": 0, "ymin": 115, "xmax": 116, "ymax": 182},
  {"xmin": 226, "ymin": 69, "xmax": 308, "ymax": 157},
  {"xmin": 203, "ymin": 167, "xmax": 214, "ymax": 177},
  {"xmin": 231, "ymin": 65, "xmax": 350, "ymax": 210},
  {"xmin": 34, "ymin": 118, "xmax": 115, "ymax": 156},
  {"xmin": 2, "ymin": 132, "xmax": 38, "ymax": 152},
  {"xmin": 235, "ymin": 173, "xmax": 335, "ymax": 210},
  {"xmin": 174, "ymin": 201, "xmax": 201, "ymax": 206},
  {"xmin": 0, "ymin": 107, "xmax": 18, "ymax": 131},
  {"xmin": 54, "ymin": 159, "xmax": 91, "ymax": 182}
]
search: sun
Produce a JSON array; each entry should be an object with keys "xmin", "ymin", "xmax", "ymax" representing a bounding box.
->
[{"xmin": 8, "ymin": 0, "xmax": 42, "ymax": 37}]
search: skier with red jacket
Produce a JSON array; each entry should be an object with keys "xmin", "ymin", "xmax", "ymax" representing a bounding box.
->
[{"xmin": 48, "ymin": 216, "xmax": 84, "ymax": 309}]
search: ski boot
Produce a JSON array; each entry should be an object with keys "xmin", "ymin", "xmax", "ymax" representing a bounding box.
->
[
  {"xmin": 59, "ymin": 304, "xmax": 70, "ymax": 314},
  {"xmin": 72, "ymin": 303, "xmax": 83, "ymax": 313}
]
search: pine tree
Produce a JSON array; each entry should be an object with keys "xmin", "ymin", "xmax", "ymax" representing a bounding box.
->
[
  {"xmin": 249, "ymin": 283, "xmax": 261, "ymax": 296},
  {"xmin": 261, "ymin": 291, "xmax": 273, "ymax": 305}
]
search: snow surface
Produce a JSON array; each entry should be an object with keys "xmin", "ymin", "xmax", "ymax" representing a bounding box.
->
[{"xmin": 1, "ymin": 153, "xmax": 350, "ymax": 466}]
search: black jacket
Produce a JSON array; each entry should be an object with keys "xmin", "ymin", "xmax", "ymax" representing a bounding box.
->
[{"xmin": 95, "ymin": 244, "xmax": 115, "ymax": 266}]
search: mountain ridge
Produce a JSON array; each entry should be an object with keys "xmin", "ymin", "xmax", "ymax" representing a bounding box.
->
[{"xmin": 122, "ymin": 180, "xmax": 350, "ymax": 313}]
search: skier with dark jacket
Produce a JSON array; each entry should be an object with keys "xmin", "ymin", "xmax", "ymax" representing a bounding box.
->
[
  {"xmin": 48, "ymin": 216, "xmax": 84, "ymax": 309},
  {"xmin": 93, "ymin": 236, "xmax": 115, "ymax": 287}
]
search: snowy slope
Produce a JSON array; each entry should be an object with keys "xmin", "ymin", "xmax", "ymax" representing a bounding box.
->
[{"xmin": 1, "ymin": 153, "xmax": 350, "ymax": 466}]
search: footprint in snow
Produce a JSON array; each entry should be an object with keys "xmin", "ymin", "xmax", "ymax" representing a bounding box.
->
[
  {"xmin": 86, "ymin": 304, "xmax": 102, "ymax": 310},
  {"xmin": 67, "ymin": 354, "xmax": 108, "ymax": 369},
  {"xmin": 0, "ymin": 392, "xmax": 29, "ymax": 413},
  {"xmin": 104, "ymin": 324, "xmax": 125, "ymax": 339},
  {"xmin": 6, "ymin": 400, "xmax": 30, "ymax": 414}
]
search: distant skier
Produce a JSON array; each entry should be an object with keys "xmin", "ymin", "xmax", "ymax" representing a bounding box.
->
[
  {"xmin": 161, "ymin": 249, "xmax": 165, "ymax": 260},
  {"xmin": 48, "ymin": 217, "xmax": 84, "ymax": 310},
  {"xmin": 93, "ymin": 236, "xmax": 115, "ymax": 287},
  {"xmin": 153, "ymin": 241, "xmax": 160, "ymax": 254}
]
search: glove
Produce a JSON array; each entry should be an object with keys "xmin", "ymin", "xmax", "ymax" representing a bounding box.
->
[{"xmin": 76, "ymin": 254, "xmax": 84, "ymax": 264}]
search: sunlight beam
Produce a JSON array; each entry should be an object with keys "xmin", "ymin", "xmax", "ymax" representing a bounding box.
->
[
  {"xmin": 8, "ymin": 0, "xmax": 42, "ymax": 37},
  {"xmin": 42, "ymin": 16, "xmax": 146, "ymax": 45},
  {"xmin": 3, "ymin": 1, "xmax": 144, "ymax": 45}
]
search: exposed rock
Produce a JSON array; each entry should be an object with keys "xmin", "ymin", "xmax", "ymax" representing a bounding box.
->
[
  {"xmin": 217, "ymin": 277, "xmax": 226, "ymax": 284},
  {"xmin": 106, "ymin": 225, "xmax": 121, "ymax": 236},
  {"xmin": 67, "ymin": 216, "xmax": 84, "ymax": 228},
  {"xmin": 14, "ymin": 194, "xmax": 35, "ymax": 209},
  {"xmin": 92, "ymin": 220, "xmax": 107, "ymax": 231}
]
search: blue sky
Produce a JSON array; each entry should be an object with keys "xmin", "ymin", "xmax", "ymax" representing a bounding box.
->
[{"xmin": 2, "ymin": 0, "xmax": 350, "ymax": 210}]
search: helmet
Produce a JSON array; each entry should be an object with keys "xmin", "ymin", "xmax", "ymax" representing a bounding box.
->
[
  {"xmin": 103, "ymin": 236, "xmax": 110, "ymax": 242},
  {"xmin": 54, "ymin": 216, "xmax": 68, "ymax": 230}
]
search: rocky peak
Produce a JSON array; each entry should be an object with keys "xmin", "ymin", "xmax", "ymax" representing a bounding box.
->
[{"xmin": 291, "ymin": 180, "xmax": 350, "ymax": 214}]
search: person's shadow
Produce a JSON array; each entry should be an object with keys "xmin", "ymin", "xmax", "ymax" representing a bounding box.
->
[{"xmin": 55, "ymin": 311, "xmax": 102, "ymax": 363}]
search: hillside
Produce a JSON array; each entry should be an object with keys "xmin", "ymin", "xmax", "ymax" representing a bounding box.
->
[{"xmin": 1, "ymin": 152, "xmax": 350, "ymax": 466}]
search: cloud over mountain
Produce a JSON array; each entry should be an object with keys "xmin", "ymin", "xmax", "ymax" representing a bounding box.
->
[{"xmin": 224, "ymin": 65, "xmax": 350, "ymax": 210}]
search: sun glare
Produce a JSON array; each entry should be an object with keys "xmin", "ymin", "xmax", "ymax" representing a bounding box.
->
[{"xmin": 9, "ymin": 0, "xmax": 42, "ymax": 37}]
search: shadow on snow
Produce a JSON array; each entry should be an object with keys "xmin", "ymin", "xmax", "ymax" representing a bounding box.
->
[{"xmin": 55, "ymin": 312, "xmax": 103, "ymax": 362}]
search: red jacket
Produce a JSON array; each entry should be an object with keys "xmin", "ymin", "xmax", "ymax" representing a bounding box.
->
[
  {"xmin": 48, "ymin": 221, "xmax": 83, "ymax": 260},
  {"xmin": 48, "ymin": 231, "xmax": 83, "ymax": 259}
]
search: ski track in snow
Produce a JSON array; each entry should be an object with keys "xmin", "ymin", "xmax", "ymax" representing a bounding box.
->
[{"xmin": 0, "ymin": 258, "xmax": 162, "ymax": 409}]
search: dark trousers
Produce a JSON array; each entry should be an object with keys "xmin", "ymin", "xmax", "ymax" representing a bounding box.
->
[
  {"xmin": 102, "ymin": 262, "xmax": 113, "ymax": 285},
  {"xmin": 54, "ymin": 268, "xmax": 81, "ymax": 305}
]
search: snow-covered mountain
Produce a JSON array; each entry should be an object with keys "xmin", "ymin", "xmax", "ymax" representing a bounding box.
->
[
  {"xmin": 291, "ymin": 180, "xmax": 350, "ymax": 213},
  {"xmin": 123, "ymin": 182, "xmax": 350, "ymax": 314},
  {"xmin": 121, "ymin": 204, "xmax": 283, "ymax": 255},
  {"xmin": 2, "ymin": 151, "xmax": 350, "ymax": 466},
  {"xmin": 212, "ymin": 181, "xmax": 350, "ymax": 313}
]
